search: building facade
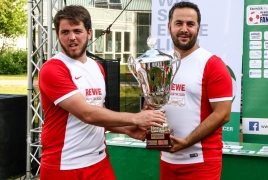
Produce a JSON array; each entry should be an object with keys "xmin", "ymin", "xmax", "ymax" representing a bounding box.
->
[{"xmin": 43, "ymin": 0, "xmax": 152, "ymax": 63}]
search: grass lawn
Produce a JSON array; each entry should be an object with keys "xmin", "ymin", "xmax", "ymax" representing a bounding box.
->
[
  {"xmin": 120, "ymin": 86, "xmax": 141, "ymax": 113},
  {"xmin": 0, "ymin": 86, "xmax": 28, "ymax": 95},
  {"xmin": 120, "ymin": 64, "xmax": 136, "ymax": 82},
  {"xmin": 0, "ymin": 75, "xmax": 28, "ymax": 95},
  {"xmin": 0, "ymin": 74, "xmax": 27, "ymax": 80}
]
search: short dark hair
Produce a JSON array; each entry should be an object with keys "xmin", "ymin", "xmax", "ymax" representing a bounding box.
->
[
  {"xmin": 53, "ymin": 5, "xmax": 92, "ymax": 34},
  {"xmin": 168, "ymin": 1, "xmax": 201, "ymax": 25}
]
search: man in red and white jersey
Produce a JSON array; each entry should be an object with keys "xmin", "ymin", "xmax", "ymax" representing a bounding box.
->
[
  {"xmin": 159, "ymin": 2, "xmax": 233, "ymax": 180},
  {"xmin": 38, "ymin": 5, "xmax": 166, "ymax": 180}
]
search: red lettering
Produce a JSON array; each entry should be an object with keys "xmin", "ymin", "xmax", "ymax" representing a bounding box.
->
[
  {"xmin": 85, "ymin": 88, "xmax": 102, "ymax": 95},
  {"xmin": 170, "ymin": 84, "xmax": 185, "ymax": 91},
  {"xmin": 86, "ymin": 89, "xmax": 89, "ymax": 96},
  {"xmin": 171, "ymin": 84, "xmax": 175, "ymax": 90},
  {"xmin": 176, "ymin": 84, "xmax": 185, "ymax": 91},
  {"xmin": 92, "ymin": 88, "xmax": 98, "ymax": 95}
]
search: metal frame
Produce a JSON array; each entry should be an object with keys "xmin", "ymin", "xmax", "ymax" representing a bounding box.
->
[
  {"xmin": 26, "ymin": 1, "xmax": 141, "ymax": 179},
  {"xmin": 26, "ymin": 1, "xmax": 63, "ymax": 179}
]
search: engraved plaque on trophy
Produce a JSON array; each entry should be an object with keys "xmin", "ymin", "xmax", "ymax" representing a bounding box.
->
[{"xmin": 128, "ymin": 36, "xmax": 181, "ymax": 149}]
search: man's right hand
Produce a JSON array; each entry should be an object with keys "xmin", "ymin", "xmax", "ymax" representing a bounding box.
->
[{"xmin": 133, "ymin": 110, "xmax": 166, "ymax": 128}]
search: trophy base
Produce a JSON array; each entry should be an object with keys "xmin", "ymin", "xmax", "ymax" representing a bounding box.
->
[{"xmin": 146, "ymin": 132, "xmax": 173, "ymax": 150}]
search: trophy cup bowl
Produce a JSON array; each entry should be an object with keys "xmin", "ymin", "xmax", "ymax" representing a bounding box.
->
[{"xmin": 128, "ymin": 36, "xmax": 181, "ymax": 150}]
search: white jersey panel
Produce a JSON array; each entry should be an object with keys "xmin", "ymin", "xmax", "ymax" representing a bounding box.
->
[
  {"xmin": 162, "ymin": 48, "xmax": 213, "ymax": 164},
  {"xmin": 54, "ymin": 52, "xmax": 106, "ymax": 170}
]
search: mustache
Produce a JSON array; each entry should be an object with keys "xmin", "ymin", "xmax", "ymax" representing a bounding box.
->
[{"xmin": 176, "ymin": 32, "xmax": 191, "ymax": 37}]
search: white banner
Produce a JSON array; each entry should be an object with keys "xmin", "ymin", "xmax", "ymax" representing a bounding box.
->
[{"xmin": 151, "ymin": 0, "xmax": 244, "ymax": 112}]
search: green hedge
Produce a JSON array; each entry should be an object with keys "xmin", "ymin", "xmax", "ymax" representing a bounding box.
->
[{"xmin": 0, "ymin": 50, "xmax": 27, "ymax": 74}]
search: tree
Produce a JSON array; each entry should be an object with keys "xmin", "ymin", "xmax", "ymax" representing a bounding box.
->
[{"xmin": 0, "ymin": 0, "xmax": 27, "ymax": 54}]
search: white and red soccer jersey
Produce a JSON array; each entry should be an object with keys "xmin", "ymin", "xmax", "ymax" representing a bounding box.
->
[
  {"xmin": 161, "ymin": 48, "xmax": 232, "ymax": 164},
  {"xmin": 39, "ymin": 52, "xmax": 107, "ymax": 170}
]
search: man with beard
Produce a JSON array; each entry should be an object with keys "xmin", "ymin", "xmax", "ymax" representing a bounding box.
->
[
  {"xmin": 160, "ymin": 2, "xmax": 233, "ymax": 179},
  {"xmin": 38, "ymin": 5, "xmax": 166, "ymax": 180}
]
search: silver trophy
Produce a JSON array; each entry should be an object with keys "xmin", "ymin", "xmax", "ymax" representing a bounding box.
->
[{"xmin": 128, "ymin": 36, "xmax": 181, "ymax": 149}]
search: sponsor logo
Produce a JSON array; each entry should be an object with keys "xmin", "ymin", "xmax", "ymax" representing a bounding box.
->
[
  {"xmin": 168, "ymin": 97, "xmax": 185, "ymax": 107},
  {"xmin": 237, "ymin": 150, "xmax": 251, "ymax": 153},
  {"xmin": 247, "ymin": 5, "xmax": 268, "ymax": 25},
  {"xmin": 249, "ymin": 50, "xmax": 262, "ymax": 59},
  {"xmin": 248, "ymin": 11, "xmax": 260, "ymax": 24},
  {"xmin": 243, "ymin": 118, "xmax": 268, "ymax": 134},
  {"xmin": 75, "ymin": 76, "xmax": 82, "ymax": 80},
  {"xmin": 223, "ymin": 126, "xmax": 233, "ymax": 131},
  {"xmin": 249, "ymin": 121, "xmax": 268, "ymax": 131},
  {"xmin": 264, "ymin": 51, "xmax": 268, "ymax": 59},
  {"xmin": 265, "ymin": 31, "xmax": 268, "ymax": 40},
  {"xmin": 249, "ymin": 60, "xmax": 262, "ymax": 68},
  {"xmin": 264, "ymin": 70, "xmax": 268, "ymax": 78},
  {"xmin": 249, "ymin": 122, "xmax": 259, "ymax": 131},
  {"xmin": 249, "ymin": 69, "xmax": 262, "ymax": 78},
  {"xmin": 99, "ymin": 149, "xmax": 104, "ymax": 155},
  {"xmin": 264, "ymin": 41, "xmax": 268, "ymax": 49},
  {"xmin": 264, "ymin": 60, "xmax": 268, "ymax": 68},
  {"xmin": 170, "ymin": 84, "xmax": 185, "ymax": 91},
  {"xmin": 189, "ymin": 153, "xmax": 198, "ymax": 158},
  {"xmin": 250, "ymin": 32, "xmax": 262, "ymax": 40},
  {"xmin": 231, "ymin": 149, "xmax": 255, "ymax": 154},
  {"xmin": 250, "ymin": 7, "xmax": 263, "ymax": 11},
  {"xmin": 249, "ymin": 41, "xmax": 262, "ymax": 49},
  {"xmin": 85, "ymin": 88, "xmax": 102, "ymax": 95}
]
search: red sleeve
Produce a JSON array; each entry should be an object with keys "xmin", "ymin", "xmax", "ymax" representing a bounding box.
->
[
  {"xmin": 39, "ymin": 59, "xmax": 78, "ymax": 103},
  {"xmin": 204, "ymin": 55, "xmax": 233, "ymax": 100},
  {"xmin": 96, "ymin": 62, "xmax": 106, "ymax": 81}
]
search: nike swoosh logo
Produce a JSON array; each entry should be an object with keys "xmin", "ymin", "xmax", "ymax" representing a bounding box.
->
[{"xmin": 75, "ymin": 76, "xmax": 82, "ymax": 80}]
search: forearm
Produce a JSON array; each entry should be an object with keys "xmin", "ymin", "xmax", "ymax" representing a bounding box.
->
[
  {"xmin": 184, "ymin": 112, "xmax": 226, "ymax": 148},
  {"xmin": 106, "ymin": 126, "xmax": 128, "ymax": 134},
  {"xmin": 183, "ymin": 100, "xmax": 231, "ymax": 149},
  {"xmin": 77, "ymin": 104, "xmax": 137, "ymax": 127},
  {"xmin": 58, "ymin": 92, "xmax": 166, "ymax": 128}
]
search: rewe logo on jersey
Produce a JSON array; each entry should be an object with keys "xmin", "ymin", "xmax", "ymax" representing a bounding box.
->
[
  {"xmin": 170, "ymin": 84, "xmax": 185, "ymax": 91},
  {"xmin": 86, "ymin": 88, "xmax": 102, "ymax": 96}
]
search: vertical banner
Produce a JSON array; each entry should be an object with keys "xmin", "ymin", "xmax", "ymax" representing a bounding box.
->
[
  {"xmin": 151, "ymin": 0, "xmax": 244, "ymax": 142},
  {"xmin": 242, "ymin": 0, "xmax": 268, "ymax": 143}
]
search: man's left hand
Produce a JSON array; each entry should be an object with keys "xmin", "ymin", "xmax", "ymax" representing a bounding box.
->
[{"xmin": 125, "ymin": 126, "xmax": 148, "ymax": 141}]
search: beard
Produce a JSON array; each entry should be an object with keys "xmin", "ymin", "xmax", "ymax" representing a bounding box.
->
[
  {"xmin": 60, "ymin": 39, "xmax": 88, "ymax": 60},
  {"xmin": 170, "ymin": 28, "xmax": 198, "ymax": 51}
]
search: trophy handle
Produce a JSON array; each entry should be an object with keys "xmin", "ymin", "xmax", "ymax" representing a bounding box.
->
[
  {"xmin": 171, "ymin": 51, "xmax": 181, "ymax": 82},
  {"xmin": 127, "ymin": 55, "xmax": 140, "ymax": 86}
]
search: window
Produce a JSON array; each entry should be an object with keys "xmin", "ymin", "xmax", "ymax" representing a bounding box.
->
[
  {"xmin": 87, "ymin": 30, "xmax": 93, "ymax": 52},
  {"xmin": 115, "ymin": 32, "xmax": 121, "ymax": 53},
  {"xmin": 110, "ymin": 0, "xmax": 120, "ymax": 3},
  {"xmin": 95, "ymin": 0, "xmax": 122, "ymax": 9},
  {"xmin": 123, "ymin": 54, "xmax": 130, "ymax": 63},
  {"xmin": 92, "ymin": 29, "xmax": 131, "ymax": 61},
  {"xmin": 95, "ymin": 30, "xmax": 104, "ymax": 53},
  {"xmin": 115, "ymin": 54, "xmax": 121, "ymax": 61},
  {"xmin": 106, "ymin": 31, "xmax": 113, "ymax": 52},
  {"xmin": 124, "ymin": 32, "xmax": 130, "ymax": 52},
  {"xmin": 137, "ymin": 13, "xmax": 151, "ymax": 25},
  {"xmin": 95, "ymin": 0, "xmax": 108, "ymax": 8},
  {"xmin": 137, "ymin": 13, "xmax": 151, "ymax": 57},
  {"xmin": 105, "ymin": 54, "xmax": 113, "ymax": 59}
]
